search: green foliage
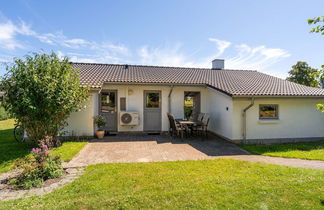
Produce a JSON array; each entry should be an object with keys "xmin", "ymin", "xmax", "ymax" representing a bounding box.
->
[
  {"xmin": 0, "ymin": 119, "xmax": 87, "ymax": 173},
  {"xmin": 317, "ymin": 103, "xmax": 324, "ymax": 113},
  {"xmin": 308, "ymin": 16, "xmax": 324, "ymax": 111},
  {"xmin": 93, "ymin": 115, "xmax": 106, "ymax": 129},
  {"xmin": 10, "ymin": 144, "xmax": 63, "ymax": 189},
  {"xmin": 286, "ymin": 61, "xmax": 321, "ymax": 87},
  {"xmin": 308, "ymin": 16, "xmax": 324, "ymax": 35},
  {"xmin": 0, "ymin": 104, "xmax": 9, "ymax": 120},
  {"xmin": 1, "ymin": 52, "xmax": 89, "ymax": 146}
]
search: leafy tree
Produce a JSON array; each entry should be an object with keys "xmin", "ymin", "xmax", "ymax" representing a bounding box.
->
[
  {"xmin": 308, "ymin": 16, "xmax": 324, "ymax": 35},
  {"xmin": 1, "ymin": 52, "xmax": 89, "ymax": 147},
  {"xmin": 318, "ymin": 104, "xmax": 324, "ymax": 113},
  {"xmin": 307, "ymin": 16, "xmax": 324, "ymax": 111},
  {"xmin": 286, "ymin": 61, "xmax": 321, "ymax": 87}
]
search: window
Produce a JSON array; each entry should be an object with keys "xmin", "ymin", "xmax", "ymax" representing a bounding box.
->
[
  {"xmin": 101, "ymin": 92, "xmax": 116, "ymax": 112},
  {"xmin": 259, "ymin": 104, "xmax": 279, "ymax": 119},
  {"xmin": 120, "ymin": 97, "xmax": 126, "ymax": 111},
  {"xmin": 146, "ymin": 92, "xmax": 160, "ymax": 108}
]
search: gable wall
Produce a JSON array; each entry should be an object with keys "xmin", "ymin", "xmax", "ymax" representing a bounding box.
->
[{"xmin": 206, "ymin": 89, "xmax": 233, "ymax": 139}]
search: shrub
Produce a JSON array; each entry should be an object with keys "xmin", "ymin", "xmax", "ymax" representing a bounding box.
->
[
  {"xmin": 1, "ymin": 52, "xmax": 89, "ymax": 147},
  {"xmin": 93, "ymin": 115, "xmax": 106, "ymax": 130},
  {"xmin": 10, "ymin": 144, "xmax": 63, "ymax": 189},
  {"xmin": 318, "ymin": 104, "xmax": 324, "ymax": 113}
]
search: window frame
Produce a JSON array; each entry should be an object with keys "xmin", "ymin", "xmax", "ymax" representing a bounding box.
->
[
  {"xmin": 101, "ymin": 92, "xmax": 117, "ymax": 112},
  {"xmin": 145, "ymin": 92, "xmax": 160, "ymax": 108},
  {"xmin": 259, "ymin": 104, "xmax": 279, "ymax": 120}
]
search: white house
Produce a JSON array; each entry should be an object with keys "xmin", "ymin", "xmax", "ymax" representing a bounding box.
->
[{"xmin": 64, "ymin": 59, "xmax": 324, "ymax": 144}]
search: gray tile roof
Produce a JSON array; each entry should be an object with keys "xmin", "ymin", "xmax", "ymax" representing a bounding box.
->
[{"xmin": 73, "ymin": 63, "xmax": 324, "ymax": 97}]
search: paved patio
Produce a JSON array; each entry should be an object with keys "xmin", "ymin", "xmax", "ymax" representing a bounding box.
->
[
  {"xmin": 66, "ymin": 133, "xmax": 249, "ymax": 167},
  {"xmin": 65, "ymin": 134, "xmax": 324, "ymax": 170}
]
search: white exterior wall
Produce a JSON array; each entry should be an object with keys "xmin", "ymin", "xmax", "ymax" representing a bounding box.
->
[
  {"xmin": 99, "ymin": 84, "xmax": 209, "ymax": 132},
  {"xmin": 232, "ymin": 98, "xmax": 324, "ymax": 140},
  {"xmin": 64, "ymin": 85, "xmax": 324, "ymax": 142},
  {"xmin": 101, "ymin": 85, "xmax": 170, "ymax": 132},
  {"xmin": 64, "ymin": 85, "xmax": 211, "ymax": 135},
  {"xmin": 206, "ymin": 89, "xmax": 233, "ymax": 139},
  {"xmin": 64, "ymin": 92, "xmax": 96, "ymax": 136}
]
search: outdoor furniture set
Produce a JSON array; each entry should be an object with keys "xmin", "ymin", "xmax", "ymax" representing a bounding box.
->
[{"xmin": 167, "ymin": 113, "xmax": 210, "ymax": 139}]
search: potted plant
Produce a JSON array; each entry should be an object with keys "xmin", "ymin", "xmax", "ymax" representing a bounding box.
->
[{"xmin": 93, "ymin": 115, "xmax": 106, "ymax": 139}]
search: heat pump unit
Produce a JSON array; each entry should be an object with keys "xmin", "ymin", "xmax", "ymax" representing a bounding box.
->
[{"xmin": 119, "ymin": 112, "xmax": 139, "ymax": 126}]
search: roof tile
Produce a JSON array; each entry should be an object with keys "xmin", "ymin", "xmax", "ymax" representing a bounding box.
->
[{"xmin": 73, "ymin": 63, "xmax": 324, "ymax": 97}]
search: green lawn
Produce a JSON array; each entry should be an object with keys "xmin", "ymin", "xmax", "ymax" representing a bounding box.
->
[
  {"xmin": 51, "ymin": 141, "xmax": 87, "ymax": 162},
  {"xmin": 0, "ymin": 119, "xmax": 87, "ymax": 173},
  {"xmin": 1, "ymin": 159, "xmax": 323, "ymax": 209},
  {"xmin": 241, "ymin": 142, "xmax": 324, "ymax": 161}
]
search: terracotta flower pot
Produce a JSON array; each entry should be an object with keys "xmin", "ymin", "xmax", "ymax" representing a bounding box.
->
[{"xmin": 95, "ymin": 130, "xmax": 105, "ymax": 139}]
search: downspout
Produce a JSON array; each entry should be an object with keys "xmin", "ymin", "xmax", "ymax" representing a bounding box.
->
[
  {"xmin": 242, "ymin": 97, "xmax": 255, "ymax": 142},
  {"xmin": 168, "ymin": 85, "xmax": 174, "ymax": 113}
]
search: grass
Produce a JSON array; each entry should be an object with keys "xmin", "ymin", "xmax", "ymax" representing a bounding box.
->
[
  {"xmin": 51, "ymin": 141, "xmax": 87, "ymax": 162},
  {"xmin": 241, "ymin": 142, "xmax": 324, "ymax": 161},
  {"xmin": 0, "ymin": 119, "xmax": 34, "ymax": 173},
  {"xmin": 0, "ymin": 119, "xmax": 87, "ymax": 173},
  {"xmin": 1, "ymin": 159, "xmax": 323, "ymax": 209}
]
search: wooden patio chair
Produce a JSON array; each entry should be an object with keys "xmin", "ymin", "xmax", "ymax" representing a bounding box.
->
[
  {"xmin": 190, "ymin": 113, "xmax": 204, "ymax": 136},
  {"xmin": 196, "ymin": 114, "xmax": 210, "ymax": 138},
  {"xmin": 197, "ymin": 113, "xmax": 205, "ymax": 122},
  {"xmin": 167, "ymin": 113, "xmax": 174, "ymax": 135},
  {"xmin": 169, "ymin": 114, "xmax": 187, "ymax": 139}
]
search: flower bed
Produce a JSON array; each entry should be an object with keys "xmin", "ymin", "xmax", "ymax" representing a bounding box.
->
[{"xmin": 9, "ymin": 144, "xmax": 64, "ymax": 189}]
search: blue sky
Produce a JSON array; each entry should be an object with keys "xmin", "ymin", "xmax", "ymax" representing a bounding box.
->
[{"xmin": 0, "ymin": 0, "xmax": 323, "ymax": 78}]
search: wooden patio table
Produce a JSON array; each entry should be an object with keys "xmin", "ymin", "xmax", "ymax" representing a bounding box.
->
[{"xmin": 177, "ymin": 120, "xmax": 200, "ymax": 138}]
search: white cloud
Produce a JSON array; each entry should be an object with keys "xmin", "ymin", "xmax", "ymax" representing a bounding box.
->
[
  {"xmin": 0, "ymin": 20, "xmax": 35, "ymax": 50},
  {"xmin": 226, "ymin": 44, "xmax": 290, "ymax": 70},
  {"xmin": 208, "ymin": 38, "xmax": 231, "ymax": 57},
  {"xmin": 70, "ymin": 56, "xmax": 98, "ymax": 63},
  {"xmin": 34, "ymin": 32, "xmax": 90, "ymax": 49},
  {"xmin": 137, "ymin": 44, "xmax": 195, "ymax": 67},
  {"xmin": 56, "ymin": 50, "xmax": 65, "ymax": 59},
  {"xmin": 64, "ymin": 38, "xmax": 88, "ymax": 45},
  {"xmin": 100, "ymin": 43, "xmax": 129, "ymax": 55},
  {"xmin": 133, "ymin": 39, "xmax": 290, "ymax": 78}
]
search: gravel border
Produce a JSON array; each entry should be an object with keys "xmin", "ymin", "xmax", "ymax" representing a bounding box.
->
[{"xmin": 0, "ymin": 167, "xmax": 84, "ymax": 201}]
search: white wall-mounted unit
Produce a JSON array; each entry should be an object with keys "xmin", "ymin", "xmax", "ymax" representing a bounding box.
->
[{"xmin": 119, "ymin": 111, "xmax": 139, "ymax": 126}]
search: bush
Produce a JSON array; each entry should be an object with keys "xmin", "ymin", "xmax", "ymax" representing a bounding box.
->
[
  {"xmin": 1, "ymin": 52, "xmax": 89, "ymax": 146},
  {"xmin": 93, "ymin": 115, "xmax": 106, "ymax": 130},
  {"xmin": 10, "ymin": 144, "xmax": 63, "ymax": 189}
]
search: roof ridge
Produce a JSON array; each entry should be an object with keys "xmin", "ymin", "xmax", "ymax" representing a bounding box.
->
[{"xmin": 72, "ymin": 62, "xmax": 257, "ymax": 72}]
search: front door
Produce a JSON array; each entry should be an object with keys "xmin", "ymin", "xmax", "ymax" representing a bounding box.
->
[
  {"xmin": 144, "ymin": 90, "xmax": 161, "ymax": 132},
  {"xmin": 100, "ymin": 90, "xmax": 117, "ymax": 132}
]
